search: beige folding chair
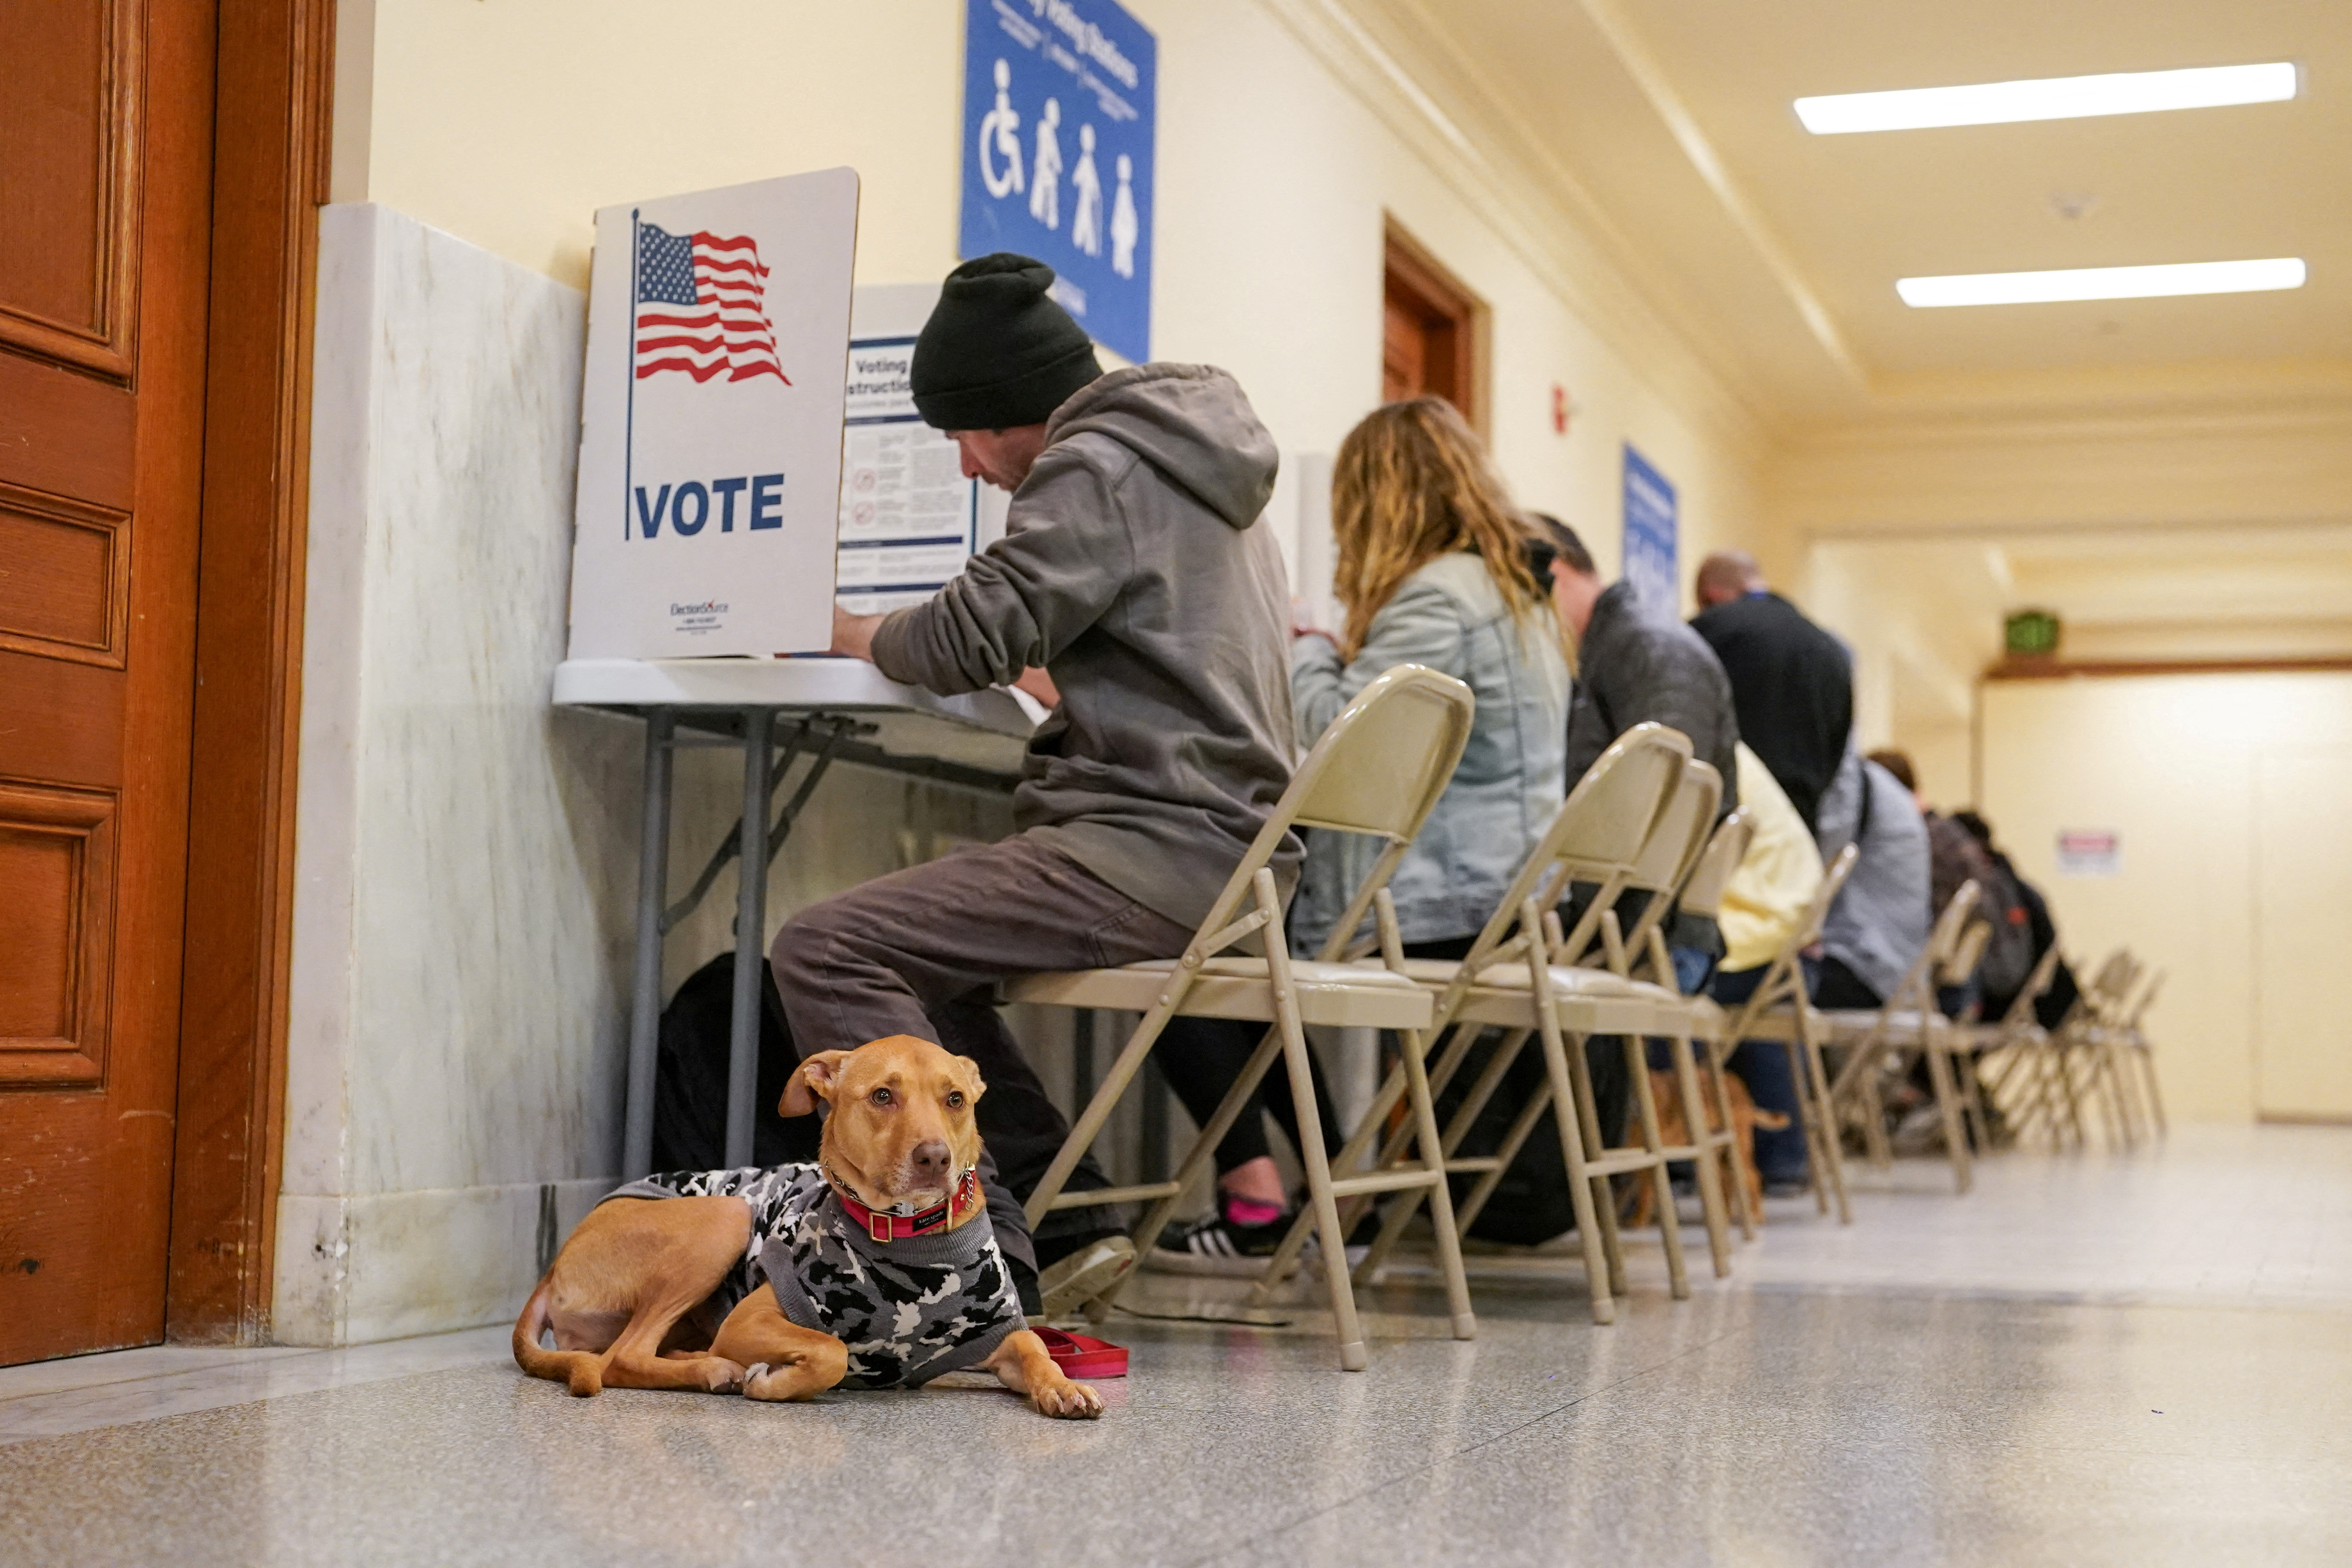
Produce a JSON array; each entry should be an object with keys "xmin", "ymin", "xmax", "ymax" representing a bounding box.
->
[
  {"xmin": 2119, "ymin": 967, "xmax": 2168, "ymax": 1137},
  {"xmin": 1574, "ymin": 765, "xmax": 1740, "ymax": 1278},
  {"xmin": 1270, "ymin": 723, "xmax": 1694, "ymax": 1325},
  {"xmin": 1648, "ymin": 809, "xmax": 1756, "ymax": 1240},
  {"xmin": 1973, "ymin": 942, "xmax": 2066, "ymax": 1148},
  {"xmin": 1713, "ymin": 843, "xmax": 1862, "ymax": 1223},
  {"xmin": 1004, "ymin": 664, "xmax": 1476, "ymax": 1371},
  {"xmin": 1929, "ymin": 920, "xmax": 1998, "ymax": 1155},
  {"xmin": 2048, "ymin": 949, "xmax": 2139, "ymax": 1151},
  {"xmin": 1818, "ymin": 882, "xmax": 1984, "ymax": 1193}
]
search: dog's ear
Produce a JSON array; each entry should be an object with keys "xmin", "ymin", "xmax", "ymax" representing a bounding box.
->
[
  {"xmin": 954, "ymin": 1054, "xmax": 987, "ymax": 1107},
  {"xmin": 780, "ymin": 1050, "xmax": 851, "ymax": 1117}
]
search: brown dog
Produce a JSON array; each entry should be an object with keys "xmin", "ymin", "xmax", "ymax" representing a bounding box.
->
[
  {"xmin": 512, "ymin": 1035, "xmax": 1103, "ymax": 1418},
  {"xmin": 1629, "ymin": 1068, "xmax": 1793, "ymax": 1227}
]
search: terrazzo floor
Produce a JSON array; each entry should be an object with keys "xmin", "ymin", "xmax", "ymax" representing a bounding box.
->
[{"xmin": 3, "ymin": 1123, "xmax": 2348, "ymax": 1567}]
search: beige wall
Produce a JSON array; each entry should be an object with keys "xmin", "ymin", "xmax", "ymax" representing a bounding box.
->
[
  {"xmin": 1979, "ymin": 672, "xmax": 2352, "ymax": 1124},
  {"xmin": 336, "ymin": 0, "xmax": 1764, "ymax": 595}
]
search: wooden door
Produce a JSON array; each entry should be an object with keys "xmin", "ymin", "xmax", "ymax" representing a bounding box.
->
[{"xmin": 1, "ymin": 0, "xmax": 217, "ymax": 1365}]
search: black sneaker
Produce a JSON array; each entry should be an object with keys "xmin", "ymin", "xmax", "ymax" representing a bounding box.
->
[{"xmin": 1146, "ymin": 1209, "xmax": 1297, "ymax": 1277}]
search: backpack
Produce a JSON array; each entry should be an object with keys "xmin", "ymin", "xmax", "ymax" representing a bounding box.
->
[
  {"xmin": 650, "ymin": 951, "xmax": 821, "ymax": 1172},
  {"xmin": 1971, "ymin": 864, "xmax": 2038, "ymax": 1005}
]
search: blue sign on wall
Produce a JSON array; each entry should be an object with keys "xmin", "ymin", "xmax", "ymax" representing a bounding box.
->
[
  {"xmin": 961, "ymin": 0, "xmax": 1156, "ymax": 365},
  {"xmin": 1621, "ymin": 443, "xmax": 1679, "ymax": 616}
]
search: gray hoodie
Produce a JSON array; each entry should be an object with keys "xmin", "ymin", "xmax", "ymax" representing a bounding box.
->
[
  {"xmin": 871, "ymin": 364, "xmax": 1299, "ymax": 930},
  {"xmin": 1814, "ymin": 749, "xmax": 1931, "ymax": 1001}
]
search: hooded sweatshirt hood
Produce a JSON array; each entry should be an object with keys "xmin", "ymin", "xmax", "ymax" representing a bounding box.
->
[{"xmin": 1044, "ymin": 364, "xmax": 1279, "ymax": 530}]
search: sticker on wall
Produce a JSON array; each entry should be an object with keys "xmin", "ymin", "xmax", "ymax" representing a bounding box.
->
[
  {"xmin": 961, "ymin": 0, "xmax": 1156, "ymax": 364},
  {"xmin": 1621, "ymin": 443, "xmax": 1678, "ymax": 616},
  {"xmin": 2057, "ymin": 829, "xmax": 2121, "ymax": 877},
  {"xmin": 566, "ymin": 167, "xmax": 859, "ymax": 659}
]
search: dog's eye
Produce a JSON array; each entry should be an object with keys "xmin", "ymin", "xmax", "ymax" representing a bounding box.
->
[
  {"xmin": 871, "ymin": 1087, "xmax": 893, "ymax": 1106},
  {"xmin": 946, "ymin": 1091, "xmax": 965, "ymax": 1109}
]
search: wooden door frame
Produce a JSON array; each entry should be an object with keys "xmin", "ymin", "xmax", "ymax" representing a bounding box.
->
[
  {"xmin": 164, "ymin": 0, "xmax": 336, "ymax": 1344},
  {"xmin": 1383, "ymin": 218, "xmax": 1489, "ymax": 439}
]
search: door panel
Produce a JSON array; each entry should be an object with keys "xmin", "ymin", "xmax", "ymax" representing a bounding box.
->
[
  {"xmin": 0, "ymin": 0, "xmax": 215, "ymax": 1365},
  {"xmin": 0, "ymin": 0, "xmax": 142, "ymax": 374},
  {"xmin": 0, "ymin": 781, "xmax": 117, "ymax": 1082},
  {"xmin": 0, "ymin": 483, "xmax": 131, "ymax": 664},
  {"xmin": 2254, "ymin": 748, "xmax": 2352, "ymax": 1118}
]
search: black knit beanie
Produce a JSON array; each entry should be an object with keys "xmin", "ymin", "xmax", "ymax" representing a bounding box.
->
[{"xmin": 910, "ymin": 253, "xmax": 1103, "ymax": 431}]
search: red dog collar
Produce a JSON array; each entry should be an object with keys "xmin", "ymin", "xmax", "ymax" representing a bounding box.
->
[{"xmin": 830, "ymin": 1166, "xmax": 982, "ymax": 1243}]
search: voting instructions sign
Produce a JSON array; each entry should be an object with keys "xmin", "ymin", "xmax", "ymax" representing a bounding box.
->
[
  {"xmin": 567, "ymin": 167, "xmax": 859, "ymax": 659},
  {"xmin": 961, "ymin": 0, "xmax": 1156, "ymax": 364},
  {"xmin": 1621, "ymin": 443, "xmax": 1679, "ymax": 617},
  {"xmin": 837, "ymin": 334, "xmax": 980, "ymax": 616}
]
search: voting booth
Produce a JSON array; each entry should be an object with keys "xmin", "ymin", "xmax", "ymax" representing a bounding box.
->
[
  {"xmin": 567, "ymin": 168, "xmax": 858, "ymax": 659},
  {"xmin": 556, "ymin": 173, "xmax": 1034, "ymax": 1178}
]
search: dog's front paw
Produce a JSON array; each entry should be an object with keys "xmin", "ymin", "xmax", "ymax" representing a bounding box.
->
[
  {"xmin": 1030, "ymin": 1377, "xmax": 1104, "ymax": 1420},
  {"xmin": 700, "ymin": 1358, "xmax": 750, "ymax": 1394}
]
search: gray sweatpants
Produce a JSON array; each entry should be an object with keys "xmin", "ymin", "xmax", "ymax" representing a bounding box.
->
[{"xmin": 769, "ymin": 833, "xmax": 1194, "ymax": 1273}]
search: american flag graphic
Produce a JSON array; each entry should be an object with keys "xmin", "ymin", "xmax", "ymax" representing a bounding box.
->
[{"xmin": 633, "ymin": 221, "xmax": 791, "ymax": 384}]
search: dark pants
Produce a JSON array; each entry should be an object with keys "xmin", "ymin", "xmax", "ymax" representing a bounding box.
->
[
  {"xmin": 1710, "ymin": 961, "xmax": 1813, "ymax": 1185},
  {"xmin": 1812, "ymin": 954, "xmax": 1883, "ymax": 1011},
  {"xmin": 1150, "ymin": 932, "xmax": 1487, "ymax": 1182},
  {"xmin": 769, "ymin": 834, "xmax": 1195, "ymax": 1273},
  {"xmin": 1156, "ymin": 1016, "xmax": 1347, "ymax": 1180}
]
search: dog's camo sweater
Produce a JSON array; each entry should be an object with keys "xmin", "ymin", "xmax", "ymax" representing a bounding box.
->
[{"xmin": 603, "ymin": 1163, "xmax": 1025, "ymax": 1388}]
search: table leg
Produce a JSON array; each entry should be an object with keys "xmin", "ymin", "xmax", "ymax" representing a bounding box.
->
[
  {"xmin": 622, "ymin": 707, "xmax": 675, "ymax": 1180},
  {"xmin": 725, "ymin": 706, "xmax": 776, "ymax": 1166}
]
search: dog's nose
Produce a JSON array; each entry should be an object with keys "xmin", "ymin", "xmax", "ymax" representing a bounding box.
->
[{"xmin": 909, "ymin": 1140, "xmax": 951, "ymax": 1180}]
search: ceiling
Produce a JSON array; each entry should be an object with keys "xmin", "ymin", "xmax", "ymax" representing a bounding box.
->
[{"xmin": 1373, "ymin": 0, "xmax": 2352, "ymax": 419}]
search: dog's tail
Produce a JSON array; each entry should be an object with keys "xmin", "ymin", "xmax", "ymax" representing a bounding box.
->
[
  {"xmin": 1751, "ymin": 1109, "xmax": 1793, "ymax": 1131},
  {"xmin": 512, "ymin": 1274, "xmax": 604, "ymax": 1397}
]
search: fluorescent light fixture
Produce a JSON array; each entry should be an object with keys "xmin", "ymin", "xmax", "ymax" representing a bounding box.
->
[
  {"xmin": 1898, "ymin": 259, "xmax": 2306, "ymax": 308},
  {"xmin": 1796, "ymin": 62, "xmax": 2297, "ymax": 134}
]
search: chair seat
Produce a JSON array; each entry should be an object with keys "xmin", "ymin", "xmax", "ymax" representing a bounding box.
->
[
  {"xmin": 1352, "ymin": 957, "xmax": 1667, "ymax": 1034},
  {"xmin": 1819, "ymin": 1008, "xmax": 1950, "ymax": 1044},
  {"xmin": 1675, "ymin": 995, "xmax": 1729, "ymax": 1036},
  {"xmin": 1003, "ymin": 956, "xmax": 1433, "ymax": 1030}
]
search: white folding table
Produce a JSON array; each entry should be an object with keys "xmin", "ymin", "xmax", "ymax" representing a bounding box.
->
[{"xmin": 553, "ymin": 657, "xmax": 1037, "ymax": 1177}]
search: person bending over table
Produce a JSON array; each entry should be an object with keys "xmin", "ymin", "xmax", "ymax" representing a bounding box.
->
[
  {"xmin": 786, "ymin": 252, "xmax": 1299, "ymax": 1318},
  {"xmin": 1148, "ymin": 397, "xmax": 1570, "ymax": 1272}
]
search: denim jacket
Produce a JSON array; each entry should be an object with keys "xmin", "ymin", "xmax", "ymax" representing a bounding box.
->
[{"xmin": 1288, "ymin": 552, "xmax": 1569, "ymax": 952}]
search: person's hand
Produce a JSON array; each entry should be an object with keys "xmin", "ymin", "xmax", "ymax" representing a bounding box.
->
[
  {"xmin": 831, "ymin": 604, "xmax": 882, "ymax": 663},
  {"xmin": 1012, "ymin": 666, "xmax": 1060, "ymax": 707}
]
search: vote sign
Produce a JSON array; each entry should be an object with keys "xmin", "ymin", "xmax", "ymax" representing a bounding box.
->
[
  {"xmin": 961, "ymin": 0, "xmax": 1156, "ymax": 365},
  {"xmin": 567, "ymin": 167, "xmax": 859, "ymax": 658}
]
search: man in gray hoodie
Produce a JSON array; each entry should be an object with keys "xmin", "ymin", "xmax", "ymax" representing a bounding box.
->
[{"xmin": 775, "ymin": 253, "xmax": 1298, "ymax": 1315}]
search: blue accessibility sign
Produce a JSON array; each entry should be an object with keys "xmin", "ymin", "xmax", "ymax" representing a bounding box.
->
[
  {"xmin": 961, "ymin": 0, "xmax": 1156, "ymax": 365},
  {"xmin": 1621, "ymin": 443, "xmax": 1680, "ymax": 617}
]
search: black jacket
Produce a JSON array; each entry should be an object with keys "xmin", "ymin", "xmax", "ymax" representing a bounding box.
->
[
  {"xmin": 1689, "ymin": 592, "xmax": 1851, "ymax": 832},
  {"xmin": 1561, "ymin": 581, "xmax": 1740, "ymax": 958},
  {"xmin": 1565, "ymin": 581, "xmax": 1740, "ymax": 816}
]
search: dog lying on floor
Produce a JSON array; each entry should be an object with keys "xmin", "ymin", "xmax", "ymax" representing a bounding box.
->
[
  {"xmin": 1627, "ymin": 1067, "xmax": 1793, "ymax": 1228},
  {"xmin": 512, "ymin": 1034, "xmax": 1103, "ymax": 1419}
]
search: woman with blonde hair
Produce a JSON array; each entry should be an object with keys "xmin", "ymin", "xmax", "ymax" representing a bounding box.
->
[{"xmin": 1151, "ymin": 396, "xmax": 1572, "ymax": 1270}]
